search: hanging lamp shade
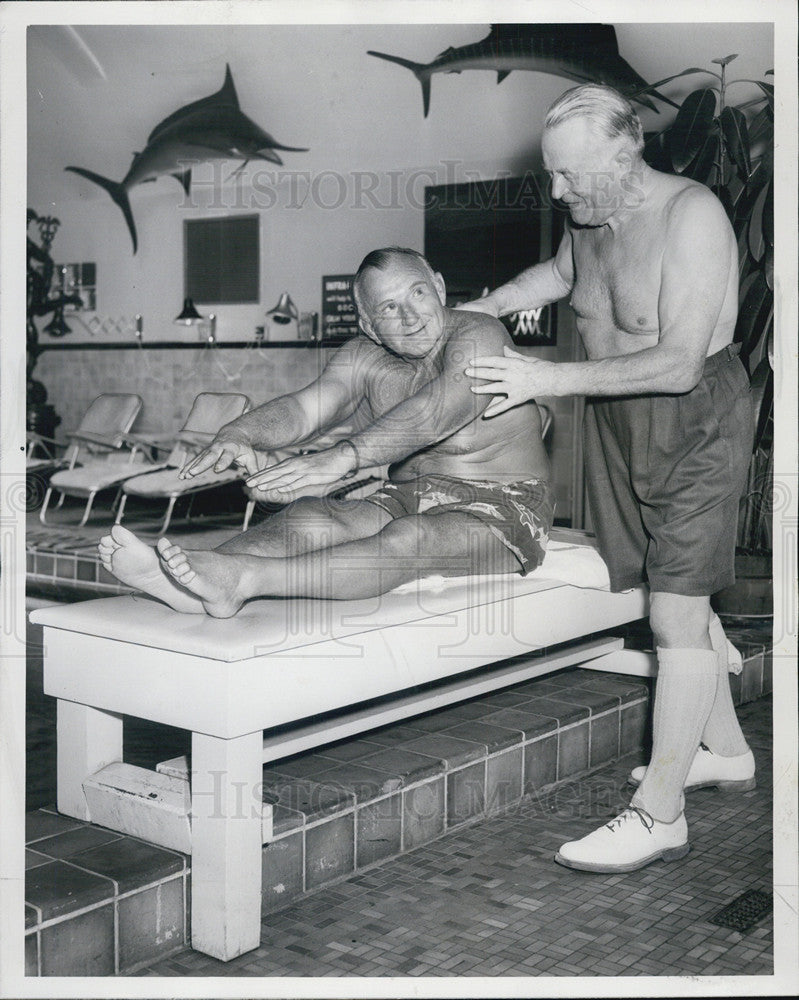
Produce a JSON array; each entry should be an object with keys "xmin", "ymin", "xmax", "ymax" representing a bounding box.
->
[
  {"xmin": 174, "ymin": 298, "xmax": 204, "ymax": 324},
  {"xmin": 266, "ymin": 292, "xmax": 298, "ymax": 325}
]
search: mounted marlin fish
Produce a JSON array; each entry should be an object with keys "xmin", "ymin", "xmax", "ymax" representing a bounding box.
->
[
  {"xmin": 66, "ymin": 65, "xmax": 307, "ymax": 253},
  {"xmin": 368, "ymin": 23, "xmax": 676, "ymax": 118}
]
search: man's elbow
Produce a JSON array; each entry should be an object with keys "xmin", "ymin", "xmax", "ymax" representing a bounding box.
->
[{"xmin": 668, "ymin": 357, "xmax": 705, "ymax": 394}]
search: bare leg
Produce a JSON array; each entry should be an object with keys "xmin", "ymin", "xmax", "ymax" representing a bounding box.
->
[
  {"xmin": 98, "ymin": 498, "xmax": 390, "ymax": 614},
  {"xmin": 216, "ymin": 496, "xmax": 391, "ymax": 557},
  {"xmin": 158, "ymin": 512, "xmax": 518, "ymax": 618},
  {"xmin": 98, "ymin": 525, "xmax": 205, "ymax": 613}
]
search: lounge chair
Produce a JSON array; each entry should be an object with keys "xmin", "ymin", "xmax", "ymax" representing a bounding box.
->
[
  {"xmin": 38, "ymin": 394, "xmax": 144, "ymax": 525},
  {"xmin": 115, "ymin": 392, "xmax": 251, "ymax": 534}
]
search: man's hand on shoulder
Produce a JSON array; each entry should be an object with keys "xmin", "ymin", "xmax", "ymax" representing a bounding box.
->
[{"xmin": 465, "ymin": 347, "xmax": 555, "ymax": 418}]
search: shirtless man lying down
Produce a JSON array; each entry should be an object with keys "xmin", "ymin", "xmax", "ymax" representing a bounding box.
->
[{"xmin": 99, "ymin": 247, "xmax": 553, "ymax": 617}]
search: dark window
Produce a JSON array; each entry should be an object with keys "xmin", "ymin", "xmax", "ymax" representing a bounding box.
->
[
  {"xmin": 424, "ymin": 174, "xmax": 563, "ymax": 345},
  {"xmin": 184, "ymin": 215, "xmax": 259, "ymax": 304}
]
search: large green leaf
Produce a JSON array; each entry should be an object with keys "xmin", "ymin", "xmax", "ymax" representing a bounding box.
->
[
  {"xmin": 734, "ymin": 268, "xmax": 771, "ymax": 369},
  {"xmin": 683, "ymin": 131, "xmax": 719, "ymax": 183},
  {"xmin": 732, "ymin": 183, "xmax": 761, "ymax": 242},
  {"xmin": 747, "ymin": 104, "xmax": 774, "ymax": 144},
  {"xmin": 643, "ymin": 130, "xmax": 672, "ymax": 172},
  {"xmin": 670, "ymin": 89, "xmax": 718, "ymax": 171},
  {"xmin": 765, "ymin": 245, "xmax": 773, "ymax": 291},
  {"xmin": 749, "ymin": 355, "xmax": 773, "ymax": 451},
  {"xmin": 755, "ymin": 81, "xmax": 774, "ymax": 109},
  {"xmin": 748, "ymin": 183, "xmax": 769, "ymax": 261},
  {"xmin": 720, "ymin": 106, "xmax": 751, "ymax": 182},
  {"xmin": 712, "ymin": 183, "xmax": 734, "ymax": 222},
  {"xmin": 762, "ymin": 181, "xmax": 773, "ymax": 247}
]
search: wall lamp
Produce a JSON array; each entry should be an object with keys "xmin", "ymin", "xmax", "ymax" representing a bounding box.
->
[
  {"xmin": 263, "ymin": 292, "xmax": 299, "ymax": 339},
  {"xmin": 174, "ymin": 297, "xmax": 216, "ymax": 343}
]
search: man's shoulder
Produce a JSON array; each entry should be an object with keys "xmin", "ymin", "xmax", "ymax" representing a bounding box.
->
[
  {"xmin": 661, "ymin": 177, "xmax": 734, "ymax": 243},
  {"xmin": 654, "ymin": 172, "xmax": 727, "ymax": 220},
  {"xmin": 328, "ymin": 335, "xmax": 383, "ymax": 366},
  {"xmin": 445, "ymin": 308, "xmax": 510, "ymax": 351}
]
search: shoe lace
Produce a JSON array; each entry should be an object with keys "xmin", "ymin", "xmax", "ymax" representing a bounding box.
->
[{"xmin": 605, "ymin": 806, "xmax": 655, "ymax": 835}]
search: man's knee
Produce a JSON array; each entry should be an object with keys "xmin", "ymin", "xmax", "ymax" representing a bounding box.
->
[
  {"xmin": 650, "ymin": 591, "xmax": 711, "ymax": 647},
  {"xmin": 376, "ymin": 512, "xmax": 506, "ymax": 569},
  {"xmin": 374, "ymin": 514, "xmax": 427, "ymax": 555}
]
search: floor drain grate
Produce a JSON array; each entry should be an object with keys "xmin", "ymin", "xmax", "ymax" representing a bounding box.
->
[{"xmin": 710, "ymin": 889, "xmax": 772, "ymax": 932}]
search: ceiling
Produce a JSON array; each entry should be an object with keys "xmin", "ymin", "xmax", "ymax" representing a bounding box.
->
[{"xmin": 27, "ymin": 21, "xmax": 775, "ymax": 210}]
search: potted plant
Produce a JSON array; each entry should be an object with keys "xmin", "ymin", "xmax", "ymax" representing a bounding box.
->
[{"xmin": 640, "ymin": 56, "xmax": 774, "ymax": 614}]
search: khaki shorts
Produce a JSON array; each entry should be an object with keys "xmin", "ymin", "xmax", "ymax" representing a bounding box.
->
[
  {"xmin": 365, "ymin": 474, "xmax": 555, "ymax": 575},
  {"xmin": 584, "ymin": 344, "xmax": 754, "ymax": 596}
]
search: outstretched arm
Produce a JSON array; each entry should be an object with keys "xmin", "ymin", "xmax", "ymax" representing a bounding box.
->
[
  {"xmin": 247, "ymin": 316, "xmax": 509, "ymax": 499},
  {"xmin": 467, "ymin": 188, "xmax": 737, "ymax": 415},
  {"xmin": 456, "ymin": 229, "xmax": 574, "ymax": 318},
  {"xmin": 180, "ymin": 343, "xmax": 366, "ymax": 478}
]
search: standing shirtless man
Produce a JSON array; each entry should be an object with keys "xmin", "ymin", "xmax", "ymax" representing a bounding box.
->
[
  {"xmin": 100, "ymin": 247, "xmax": 553, "ymax": 617},
  {"xmin": 461, "ymin": 84, "xmax": 755, "ymax": 874}
]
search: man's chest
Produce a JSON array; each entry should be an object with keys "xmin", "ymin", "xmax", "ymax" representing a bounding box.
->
[
  {"xmin": 571, "ymin": 226, "xmax": 663, "ymax": 332},
  {"xmin": 362, "ymin": 355, "xmax": 439, "ymax": 416}
]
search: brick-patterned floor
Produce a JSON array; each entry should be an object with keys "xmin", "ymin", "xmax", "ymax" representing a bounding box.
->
[{"xmin": 136, "ymin": 697, "xmax": 773, "ymax": 979}]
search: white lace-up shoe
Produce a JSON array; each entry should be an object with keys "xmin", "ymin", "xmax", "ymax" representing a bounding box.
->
[
  {"xmin": 628, "ymin": 744, "xmax": 756, "ymax": 793},
  {"xmin": 554, "ymin": 807, "xmax": 689, "ymax": 873}
]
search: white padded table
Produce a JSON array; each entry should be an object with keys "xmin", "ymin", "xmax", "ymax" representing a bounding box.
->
[{"xmin": 31, "ymin": 574, "xmax": 648, "ymax": 960}]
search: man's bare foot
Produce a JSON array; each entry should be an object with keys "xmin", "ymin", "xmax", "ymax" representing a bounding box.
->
[
  {"xmin": 157, "ymin": 539, "xmax": 256, "ymax": 618},
  {"xmin": 98, "ymin": 525, "xmax": 205, "ymax": 614}
]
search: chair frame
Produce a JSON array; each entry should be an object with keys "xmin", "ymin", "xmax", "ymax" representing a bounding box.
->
[
  {"xmin": 115, "ymin": 393, "xmax": 251, "ymax": 534},
  {"xmin": 38, "ymin": 394, "xmax": 145, "ymax": 527}
]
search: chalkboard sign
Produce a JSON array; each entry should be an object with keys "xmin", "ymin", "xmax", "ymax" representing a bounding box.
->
[{"xmin": 321, "ymin": 274, "xmax": 360, "ymax": 342}]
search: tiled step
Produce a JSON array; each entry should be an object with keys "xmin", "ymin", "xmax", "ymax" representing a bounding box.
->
[
  {"xmin": 25, "ymin": 810, "xmax": 187, "ymax": 976},
  {"xmin": 25, "ymin": 628, "xmax": 771, "ymax": 976}
]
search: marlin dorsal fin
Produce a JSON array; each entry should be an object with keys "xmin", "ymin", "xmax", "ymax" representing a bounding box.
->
[{"xmin": 147, "ymin": 64, "xmax": 241, "ymax": 144}]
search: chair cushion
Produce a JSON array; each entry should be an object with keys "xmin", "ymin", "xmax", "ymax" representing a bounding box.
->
[{"xmin": 50, "ymin": 457, "xmax": 155, "ymax": 494}]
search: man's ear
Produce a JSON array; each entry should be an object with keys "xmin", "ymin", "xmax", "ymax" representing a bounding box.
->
[
  {"xmin": 433, "ymin": 271, "xmax": 446, "ymax": 305},
  {"xmin": 359, "ymin": 315, "xmax": 379, "ymax": 343},
  {"xmin": 614, "ymin": 144, "xmax": 635, "ymax": 172}
]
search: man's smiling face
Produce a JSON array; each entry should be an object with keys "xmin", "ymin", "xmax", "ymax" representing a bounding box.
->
[
  {"xmin": 543, "ymin": 117, "xmax": 633, "ymax": 228},
  {"xmin": 357, "ymin": 256, "xmax": 448, "ymax": 360}
]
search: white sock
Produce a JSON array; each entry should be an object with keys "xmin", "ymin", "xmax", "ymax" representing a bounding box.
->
[
  {"xmin": 633, "ymin": 647, "xmax": 717, "ymax": 823},
  {"xmin": 700, "ymin": 614, "xmax": 750, "ymax": 757}
]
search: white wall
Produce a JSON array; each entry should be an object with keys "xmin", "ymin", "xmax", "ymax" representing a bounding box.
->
[{"xmin": 28, "ymin": 22, "xmax": 774, "ymax": 344}]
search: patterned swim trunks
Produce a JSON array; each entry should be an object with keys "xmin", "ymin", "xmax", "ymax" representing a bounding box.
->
[{"xmin": 365, "ymin": 474, "xmax": 555, "ymax": 575}]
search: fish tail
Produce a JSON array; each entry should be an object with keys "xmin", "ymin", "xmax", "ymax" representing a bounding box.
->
[
  {"xmin": 367, "ymin": 50, "xmax": 432, "ymax": 117},
  {"xmin": 65, "ymin": 166, "xmax": 138, "ymax": 253}
]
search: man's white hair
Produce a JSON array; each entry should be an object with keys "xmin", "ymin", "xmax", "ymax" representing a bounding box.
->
[{"xmin": 545, "ymin": 84, "xmax": 645, "ymax": 157}]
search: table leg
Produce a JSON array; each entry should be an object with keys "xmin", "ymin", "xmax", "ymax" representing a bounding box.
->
[
  {"xmin": 190, "ymin": 730, "xmax": 264, "ymax": 961},
  {"xmin": 56, "ymin": 700, "xmax": 123, "ymax": 821}
]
